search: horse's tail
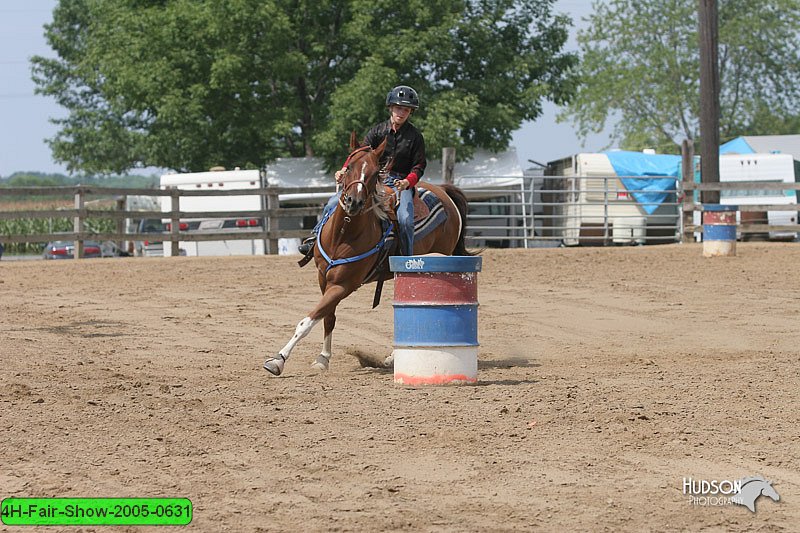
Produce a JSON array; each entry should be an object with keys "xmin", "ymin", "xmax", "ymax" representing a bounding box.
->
[{"xmin": 442, "ymin": 183, "xmax": 478, "ymax": 256}]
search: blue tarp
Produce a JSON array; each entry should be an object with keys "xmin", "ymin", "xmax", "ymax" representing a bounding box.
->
[
  {"xmin": 719, "ymin": 137, "xmax": 755, "ymax": 154},
  {"xmin": 603, "ymin": 151, "xmax": 680, "ymax": 214}
]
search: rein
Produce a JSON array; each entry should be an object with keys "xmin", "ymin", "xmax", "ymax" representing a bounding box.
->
[
  {"xmin": 315, "ymin": 143, "xmax": 393, "ymax": 273},
  {"xmin": 316, "ymin": 204, "xmax": 394, "ymax": 272}
]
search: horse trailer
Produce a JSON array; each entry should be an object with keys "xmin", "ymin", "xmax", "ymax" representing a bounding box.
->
[
  {"xmin": 160, "ymin": 169, "xmax": 268, "ymax": 257},
  {"xmin": 544, "ymin": 153, "xmax": 680, "ymax": 246}
]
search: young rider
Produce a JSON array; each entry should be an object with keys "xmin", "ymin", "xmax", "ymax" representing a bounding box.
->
[{"xmin": 298, "ymin": 85, "xmax": 426, "ymax": 257}]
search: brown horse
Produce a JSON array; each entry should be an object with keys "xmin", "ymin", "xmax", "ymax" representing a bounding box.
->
[{"xmin": 263, "ymin": 133, "xmax": 472, "ymax": 376}]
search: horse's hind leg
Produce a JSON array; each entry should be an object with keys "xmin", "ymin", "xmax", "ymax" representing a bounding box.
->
[
  {"xmin": 311, "ymin": 313, "xmax": 335, "ymax": 372},
  {"xmin": 263, "ymin": 316, "xmax": 320, "ymax": 376}
]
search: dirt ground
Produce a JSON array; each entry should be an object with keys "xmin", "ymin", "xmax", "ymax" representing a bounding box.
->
[{"xmin": 1, "ymin": 243, "xmax": 799, "ymax": 532}]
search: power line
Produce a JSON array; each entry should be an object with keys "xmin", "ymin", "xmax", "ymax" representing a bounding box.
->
[
  {"xmin": 0, "ymin": 93, "xmax": 44, "ymax": 99},
  {"xmin": 0, "ymin": 9, "xmax": 52, "ymax": 13}
]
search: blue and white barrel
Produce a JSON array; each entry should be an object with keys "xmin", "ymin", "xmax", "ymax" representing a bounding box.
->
[
  {"xmin": 389, "ymin": 255, "xmax": 482, "ymax": 386},
  {"xmin": 702, "ymin": 204, "xmax": 738, "ymax": 257}
]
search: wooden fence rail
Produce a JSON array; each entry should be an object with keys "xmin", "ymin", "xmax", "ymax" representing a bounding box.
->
[
  {"xmin": 0, "ymin": 185, "xmax": 334, "ymax": 256},
  {"xmin": 680, "ymin": 180, "xmax": 800, "ymax": 237},
  {"xmin": 3, "ymin": 179, "xmax": 798, "ymax": 256}
]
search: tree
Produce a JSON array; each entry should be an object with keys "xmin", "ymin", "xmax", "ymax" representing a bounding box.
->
[
  {"xmin": 560, "ymin": 0, "xmax": 800, "ymax": 154},
  {"xmin": 32, "ymin": 0, "xmax": 577, "ymax": 174}
]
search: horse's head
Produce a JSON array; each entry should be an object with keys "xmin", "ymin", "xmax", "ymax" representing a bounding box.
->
[
  {"xmin": 338, "ymin": 132, "xmax": 387, "ymax": 216},
  {"xmin": 761, "ymin": 480, "xmax": 780, "ymax": 502}
]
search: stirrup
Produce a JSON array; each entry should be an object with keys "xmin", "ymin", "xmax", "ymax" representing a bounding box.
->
[
  {"xmin": 297, "ymin": 235, "xmax": 316, "ymax": 267},
  {"xmin": 298, "ymin": 235, "xmax": 316, "ymax": 255}
]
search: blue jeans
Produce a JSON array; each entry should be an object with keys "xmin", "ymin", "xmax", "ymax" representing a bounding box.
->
[
  {"xmin": 315, "ymin": 179, "xmax": 414, "ymax": 255},
  {"xmin": 314, "ymin": 192, "xmax": 341, "ymax": 234},
  {"xmin": 395, "ymin": 188, "xmax": 414, "ymax": 256}
]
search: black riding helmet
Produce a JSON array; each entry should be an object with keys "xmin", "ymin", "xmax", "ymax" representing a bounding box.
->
[{"xmin": 386, "ymin": 85, "xmax": 420, "ymax": 109}]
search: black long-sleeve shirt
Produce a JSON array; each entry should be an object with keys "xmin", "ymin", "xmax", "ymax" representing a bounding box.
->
[{"xmin": 363, "ymin": 120, "xmax": 426, "ymax": 185}]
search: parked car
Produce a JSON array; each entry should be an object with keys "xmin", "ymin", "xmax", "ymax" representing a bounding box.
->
[
  {"xmin": 99, "ymin": 240, "xmax": 131, "ymax": 257},
  {"xmin": 135, "ymin": 218, "xmax": 166, "ymax": 257},
  {"xmin": 42, "ymin": 240, "xmax": 103, "ymax": 259}
]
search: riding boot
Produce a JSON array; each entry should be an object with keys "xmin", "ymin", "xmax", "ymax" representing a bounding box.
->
[{"xmin": 298, "ymin": 234, "xmax": 317, "ymax": 256}]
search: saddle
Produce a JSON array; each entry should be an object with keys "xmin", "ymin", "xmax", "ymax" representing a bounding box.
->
[{"xmin": 380, "ymin": 185, "xmax": 431, "ymax": 223}]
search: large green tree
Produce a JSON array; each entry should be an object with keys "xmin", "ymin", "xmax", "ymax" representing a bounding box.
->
[
  {"xmin": 32, "ymin": 0, "xmax": 576, "ymax": 174},
  {"xmin": 561, "ymin": 0, "xmax": 800, "ymax": 153}
]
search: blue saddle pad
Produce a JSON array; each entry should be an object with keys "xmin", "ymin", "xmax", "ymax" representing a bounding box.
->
[
  {"xmin": 385, "ymin": 187, "xmax": 448, "ymax": 246},
  {"xmin": 414, "ymin": 187, "xmax": 448, "ymax": 240}
]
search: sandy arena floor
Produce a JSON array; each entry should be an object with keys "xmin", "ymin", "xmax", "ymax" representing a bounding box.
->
[{"xmin": 1, "ymin": 243, "xmax": 798, "ymax": 532}]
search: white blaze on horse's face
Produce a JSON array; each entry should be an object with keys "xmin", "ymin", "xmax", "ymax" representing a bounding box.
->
[{"xmin": 357, "ymin": 162, "xmax": 366, "ymax": 196}]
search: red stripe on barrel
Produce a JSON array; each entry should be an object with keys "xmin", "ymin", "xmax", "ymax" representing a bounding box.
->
[
  {"xmin": 393, "ymin": 272, "xmax": 478, "ymax": 305},
  {"xmin": 703, "ymin": 211, "xmax": 736, "ymax": 225}
]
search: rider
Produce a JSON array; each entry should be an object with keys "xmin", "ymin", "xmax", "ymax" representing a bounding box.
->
[{"xmin": 298, "ymin": 85, "xmax": 426, "ymax": 257}]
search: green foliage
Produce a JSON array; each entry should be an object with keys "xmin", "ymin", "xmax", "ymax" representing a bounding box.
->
[
  {"xmin": 561, "ymin": 0, "xmax": 800, "ymax": 153},
  {"xmin": 0, "ymin": 215, "xmax": 117, "ymax": 255},
  {"xmin": 32, "ymin": 0, "xmax": 576, "ymax": 172},
  {"xmin": 0, "ymin": 172, "xmax": 158, "ymax": 189}
]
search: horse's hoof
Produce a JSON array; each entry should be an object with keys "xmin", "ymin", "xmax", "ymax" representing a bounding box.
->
[
  {"xmin": 310, "ymin": 354, "xmax": 330, "ymax": 372},
  {"xmin": 383, "ymin": 354, "xmax": 395, "ymax": 368},
  {"xmin": 263, "ymin": 356, "xmax": 285, "ymax": 376}
]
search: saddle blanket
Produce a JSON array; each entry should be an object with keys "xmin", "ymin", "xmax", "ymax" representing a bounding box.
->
[{"xmin": 384, "ymin": 187, "xmax": 448, "ymax": 246}]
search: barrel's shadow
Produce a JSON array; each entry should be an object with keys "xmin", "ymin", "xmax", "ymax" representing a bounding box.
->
[
  {"xmin": 478, "ymin": 358, "xmax": 541, "ymax": 369},
  {"xmin": 475, "ymin": 358, "xmax": 540, "ymax": 385}
]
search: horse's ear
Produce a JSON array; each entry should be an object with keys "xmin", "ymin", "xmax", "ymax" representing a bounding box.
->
[{"xmin": 349, "ymin": 131, "xmax": 359, "ymax": 151}]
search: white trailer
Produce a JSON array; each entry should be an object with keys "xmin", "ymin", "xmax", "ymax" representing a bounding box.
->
[
  {"xmin": 720, "ymin": 153, "xmax": 797, "ymax": 240},
  {"xmin": 691, "ymin": 153, "xmax": 797, "ymax": 240},
  {"xmin": 549, "ymin": 153, "xmax": 679, "ymax": 245},
  {"xmin": 160, "ymin": 168, "xmax": 267, "ymax": 257}
]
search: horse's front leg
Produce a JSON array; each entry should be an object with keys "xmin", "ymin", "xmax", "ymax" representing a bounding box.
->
[
  {"xmin": 311, "ymin": 313, "xmax": 336, "ymax": 372},
  {"xmin": 263, "ymin": 316, "xmax": 321, "ymax": 376},
  {"xmin": 263, "ymin": 283, "xmax": 350, "ymax": 376}
]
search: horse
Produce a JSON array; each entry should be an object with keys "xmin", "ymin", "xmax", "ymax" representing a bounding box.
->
[
  {"xmin": 263, "ymin": 132, "xmax": 473, "ymax": 376},
  {"xmin": 730, "ymin": 476, "xmax": 780, "ymax": 512}
]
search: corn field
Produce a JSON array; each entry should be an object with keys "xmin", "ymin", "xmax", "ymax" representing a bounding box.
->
[{"xmin": 0, "ymin": 202, "xmax": 118, "ymax": 255}]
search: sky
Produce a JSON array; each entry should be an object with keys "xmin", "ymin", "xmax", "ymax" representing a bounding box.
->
[{"xmin": 0, "ymin": 0, "xmax": 613, "ymax": 177}]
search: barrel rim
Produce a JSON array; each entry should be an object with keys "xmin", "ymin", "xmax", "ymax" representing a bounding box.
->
[
  {"xmin": 702, "ymin": 204, "xmax": 738, "ymax": 212},
  {"xmin": 389, "ymin": 255, "xmax": 483, "ymax": 273}
]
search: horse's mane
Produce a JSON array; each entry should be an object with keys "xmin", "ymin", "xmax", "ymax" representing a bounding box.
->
[{"xmin": 370, "ymin": 169, "xmax": 392, "ymax": 221}]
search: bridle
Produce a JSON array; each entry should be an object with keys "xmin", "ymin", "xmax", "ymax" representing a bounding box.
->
[
  {"xmin": 338, "ymin": 146, "xmax": 380, "ymax": 213},
  {"xmin": 316, "ymin": 145, "xmax": 394, "ymax": 272}
]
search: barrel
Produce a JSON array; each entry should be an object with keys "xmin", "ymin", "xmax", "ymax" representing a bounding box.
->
[
  {"xmin": 389, "ymin": 255, "xmax": 482, "ymax": 385},
  {"xmin": 702, "ymin": 204, "xmax": 737, "ymax": 257}
]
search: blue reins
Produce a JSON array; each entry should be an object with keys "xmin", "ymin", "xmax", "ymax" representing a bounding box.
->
[{"xmin": 315, "ymin": 205, "xmax": 394, "ymax": 272}]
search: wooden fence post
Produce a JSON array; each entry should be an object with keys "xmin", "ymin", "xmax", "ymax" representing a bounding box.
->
[
  {"xmin": 115, "ymin": 196, "xmax": 126, "ymax": 253},
  {"xmin": 681, "ymin": 139, "xmax": 695, "ymax": 241},
  {"xmin": 443, "ymin": 147, "xmax": 456, "ymax": 184},
  {"xmin": 266, "ymin": 189, "xmax": 280, "ymax": 254},
  {"xmin": 73, "ymin": 187, "xmax": 84, "ymax": 259},
  {"xmin": 170, "ymin": 189, "xmax": 181, "ymax": 257}
]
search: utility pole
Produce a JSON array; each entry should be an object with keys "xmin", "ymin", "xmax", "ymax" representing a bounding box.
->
[{"xmin": 698, "ymin": 0, "xmax": 720, "ymax": 204}]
